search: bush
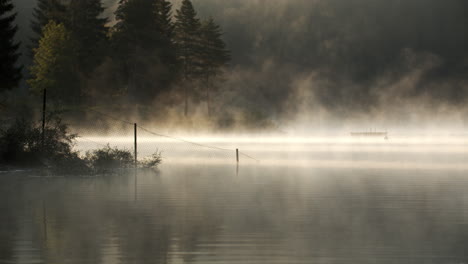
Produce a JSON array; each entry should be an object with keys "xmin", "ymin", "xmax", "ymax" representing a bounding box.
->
[
  {"xmin": 0, "ymin": 117, "xmax": 85, "ymax": 172},
  {"xmin": 0, "ymin": 117, "xmax": 162, "ymax": 174},
  {"xmin": 140, "ymin": 150, "xmax": 162, "ymax": 169},
  {"xmin": 85, "ymin": 145, "xmax": 134, "ymax": 173}
]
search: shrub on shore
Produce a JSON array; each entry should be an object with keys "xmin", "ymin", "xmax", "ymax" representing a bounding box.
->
[
  {"xmin": 0, "ymin": 117, "xmax": 82, "ymax": 170},
  {"xmin": 0, "ymin": 118, "xmax": 162, "ymax": 174},
  {"xmin": 139, "ymin": 150, "xmax": 162, "ymax": 169},
  {"xmin": 85, "ymin": 145, "xmax": 134, "ymax": 173}
]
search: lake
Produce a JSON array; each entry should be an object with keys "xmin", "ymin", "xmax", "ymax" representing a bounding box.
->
[{"xmin": 1, "ymin": 136, "xmax": 468, "ymax": 263}]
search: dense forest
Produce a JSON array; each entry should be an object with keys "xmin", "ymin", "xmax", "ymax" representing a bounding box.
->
[
  {"xmin": 2, "ymin": 0, "xmax": 468, "ymax": 130},
  {"xmin": 1, "ymin": 0, "xmax": 230, "ymax": 130}
]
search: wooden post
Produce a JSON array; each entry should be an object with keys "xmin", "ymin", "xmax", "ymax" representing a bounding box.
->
[
  {"xmin": 41, "ymin": 88, "xmax": 47, "ymax": 150},
  {"xmin": 236, "ymin": 149, "xmax": 239, "ymax": 163},
  {"xmin": 43, "ymin": 200, "xmax": 47, "ymax": 241},
  {"xmin": 134, "ymin": 123, "xmax": 137, "ymax": 168}
]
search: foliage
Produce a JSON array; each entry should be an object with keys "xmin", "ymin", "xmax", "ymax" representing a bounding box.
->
[
  {"xmin": 22, "ymin": 0, "xmax": 232, "ymax": 122},
  {"xmin": 199, "ymin": 18, "xmax": 230, "ymax": 76},
  {"xmin": 139, "ymin": 150, "xmax": 162, "ymax": 169},
  {"xmin": 68, "ymin": 0, "xmax": 108, "ymax": 76},
  {"xmin": 0, "ymin": 117, "xmax": 85, "ymax": 173},
  {"xmin": 30, "ymin": 0, "xmax": 67, "ymax": 50},
  {"xmin": 198, "ymin": 17, "xmax": 230, "ymax": 116},
  {"xmin": 85, "ymin": 144, "xmax": 134, "ymax": 173},
  {"xmin": 0, "ymin": 117, "xmax": 163, "ymax": 174},
  {"xmin": 0, "ymin": 0, "xmax": 21, "ymax": 91},
  {"xmin": 111, "ymin": 0, "xmax": 178, "ymax": 102},
  {"xmin": 28, "ymin": 21, "xmax": 80, "ymax": 105},
  {"xmin": 174, "ymin": 0, "xmax": 202, "ymax": 80},
  {"xmin": 173, "ymin": 0, "xmax": 202, "ymax": 116}
]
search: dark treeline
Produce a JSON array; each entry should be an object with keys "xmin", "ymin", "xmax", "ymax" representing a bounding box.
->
[
  {"xmin": 1, "ymin": 0, "xmax": 230, "ymax": 127},
  {"xmin": 0, "ymin": 0, "xmax": 229, "ymax": 170},
  {"xmin": 2, "ymin": 0, "xmax": 468, "ymax": 129},
  {"xmin": 206, "ymin": 0, "xmax": 468, "ymax": 116}
]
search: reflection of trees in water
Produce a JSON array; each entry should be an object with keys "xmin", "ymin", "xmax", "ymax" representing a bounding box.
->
[
  {"xmin": 0, "ymin": 178, "xmax": 19, "ymax": 262},
  {"xmin": 3, "ymin": 168, "xmax": 468, "ymax": 263},
  {"xmin": 15, "ymin": 170, "xmax": 226, "ymax": 263}
]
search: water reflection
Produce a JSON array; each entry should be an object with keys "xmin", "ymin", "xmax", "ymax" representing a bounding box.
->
[{"xmin": 2, "ymin": 166, "xmax": 468, "ymax": 263}]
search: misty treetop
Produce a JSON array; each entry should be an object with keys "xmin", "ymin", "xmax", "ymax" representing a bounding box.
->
[
  {"xmin": 68, "ymin": 0, "xmax": 108, "ymax": 76},
  {"xmin": 0, "ymin": 0, "xmax": 21, "ymax": 92},
  {"xmin": 111, "ymin": 0, "xmax": 180, "ymax": 102},
  {"xmin": 174, "ymin": 0, "xmax": 202, "ymax": 80},
  {"xmin": 22, "ymin": 0, "xmax": 231, "ymax": 114},
  {"xmin": 6, "ymin": 0, "xmax": 468, "ymax": 128}
]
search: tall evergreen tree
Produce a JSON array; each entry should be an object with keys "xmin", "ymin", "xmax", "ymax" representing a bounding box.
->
[
  {"xmin": 154, "ymin": 0, "xmax": 174, "ymax": 39},
  {"xmin": 68, "ymin": 0, "xmax": 108, "ymax": 76},
  {"xmin": 28, "ymin": 21, "xmax": 79, "ymax": 105},
  {"xmin": 153, "ymin": 0, "xmax": 178, "ymax": 83},
  {"xmin": 199, "ymin": 18, "xmax": 230, "ymax": 116},
  {"xmin": 174, "ymin": 0, "xmax": 201, "ymax": 116},
  {"xmin": 0, "ymin": 0, "xmax": 21, "ymax": 91},
  {"xmin": 111, "ymin": 0, "xmax": 177, "ymax": 103},
  {"xmin": 30, "ymin": 0, "xmax": 67, "ymax": 50}
]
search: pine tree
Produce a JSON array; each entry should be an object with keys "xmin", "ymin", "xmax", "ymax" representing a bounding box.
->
[
  {"xmin": 199, "ymin": 17, "xmax": 230, "ymax": 116},
  {"xmin": 0, "ymin": 0, "xmax": 22, "ymax": 91},
  {"xmin": 28, "ymin": 21, "xmax": 79, "ymax": 105},
  {"xmin": 174, "ymin": 0, "xmax": 201, "ymax": 116},
  {"xmin": 113, "ymin": 0, "xmax": 156, "ymax": 49},
  {"xmin": 111, "ymin": 0, "xmax": 178, "ymax": 103},
  {"xmin": 153, "ymin": 0, "xmax": 178, "ymax": 85},
  {"xmin": 30, "ymin": 0, "xmax": 67, "ymax": 50},
  {"xmin": 68, "ymin": 0, "xmax": 108, "ymax": 76},
  {"xmin": 112, "ymin": 0, "xmax": 159, "ymax": 102},
  {"xmin": 199, "ymin": 18, "xmax": 230, "ymax": 77},
  {"xmin": 154, "ymin": 0, "xmax": 174, "ymax": 39}
]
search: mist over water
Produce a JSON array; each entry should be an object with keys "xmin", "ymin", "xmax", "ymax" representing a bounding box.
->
[
  {"xmin": 4, "ymin": 0, "xmax": 468, "ymax": 263},
  {"xmin": 75, "ymin": 134, "xmax": 468, "ymax": 169},
  {"xmin": 3, "ymin": 160, "xmax": 468, "ymax": 263},
  {"xmin": 2, "ymin": 135, "xmax": 468, "ymax": 263}
]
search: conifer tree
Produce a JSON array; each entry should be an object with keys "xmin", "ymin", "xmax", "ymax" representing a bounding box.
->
[
  {"xmin": 0, "ymin": 0, "xmax": 21, "ymax": 91},
  {"xmin": 30, "ymin": 0, "xmax": 67, "ymax": 49},
  {"xmin": 154, "ymin": 0, "xmax": 174, "ymax": 39},
  {"xmin": 111, "ymin": 0, "xmax": 178, "ymax": 103},
  {"xmin": 68, "ymin": 0, "xmax": 108, "ymax": 76},
  {"xmin": 112, "ymin": 0, "xmax": 160, "ymax": 101},
  {"xmin": 199, "ymin": 18, "xmax": 230, "ymax": 116},
  {"xmin": 174, "ymin": 0, "xmax": 201, "ymax": 116}
]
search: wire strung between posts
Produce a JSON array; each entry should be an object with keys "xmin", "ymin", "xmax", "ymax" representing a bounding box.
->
[
  {"xmin": 138, "ymin": 126, "xmax": 260, "ymax": 163},
  {"xmin": 239, "ymin": 151, "xmax": 260, "ymax": 162},
  {"xmin": 80, "ymin": 108, "xmax": 260, "ymax": 162},
  {"xmin": 137, "ymin": 125, "xmax": 232, "ymax": 152},
  {"xmin": 76, "ymin": 136, "xmax": 109, "ymax": 148}
]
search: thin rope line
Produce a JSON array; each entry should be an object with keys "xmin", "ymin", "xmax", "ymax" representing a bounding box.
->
[
  {"xmin": 137, "ymin": 125, "xmax": 232, "ymax": 152},
  {"xmin": 239, "ymin": 151, "xmax": 260, "ymax": 162},
  {"xmin": 76, "ymin": 136, "xmax": 109, "ymax": 148},
  {"xmin": 139, "ymin": 125, "xmax": 260, "ymax": 162},
  {"xmin": 74, "ymin": 108, "xmax": 261, "ymax": 162}
]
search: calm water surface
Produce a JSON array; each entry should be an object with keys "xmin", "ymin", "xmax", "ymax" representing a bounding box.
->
[{"xmin": 2, "ymin": 138, "xmax": 468, "ymax": 263}]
